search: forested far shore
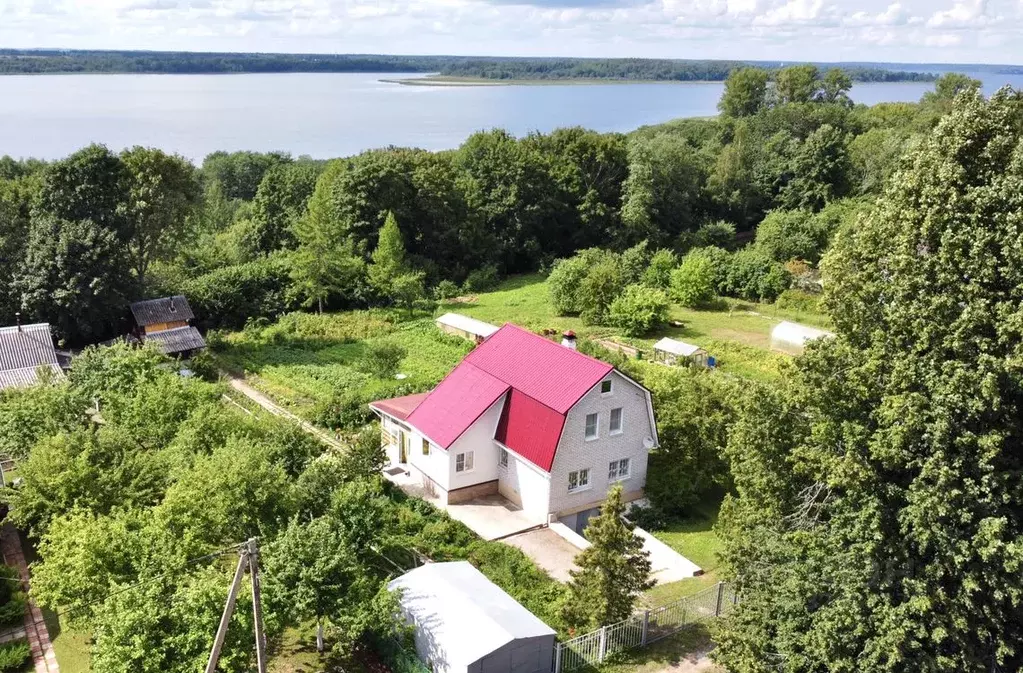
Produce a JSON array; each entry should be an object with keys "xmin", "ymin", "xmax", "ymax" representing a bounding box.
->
[{"xmin": 0, "ymin": 48, "xmax": 938, "ymax": 81}]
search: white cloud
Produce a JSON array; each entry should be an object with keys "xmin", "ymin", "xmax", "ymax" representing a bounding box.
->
[{"xmin": 927, "ymin": 0, "xmax": 993, "ymax": 27}]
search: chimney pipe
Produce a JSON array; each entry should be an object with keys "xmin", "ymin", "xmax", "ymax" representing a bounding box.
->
[
  {"xmin": 561, "ymin": 331, "xmax": 577, "ymax": 350},
  {"xmin": 15, "ymin": 312, "xmax": 21, "ymax": 331},
  {"xmin": 169, "ymin": 297, "xmax": 176, "ymax": 312}
]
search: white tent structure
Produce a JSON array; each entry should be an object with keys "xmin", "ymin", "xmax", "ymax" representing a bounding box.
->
[
  {"xmin": 436, "ymin": 313, "xmax": 500, "ymax": 342},
  {"xmin": 652, "ymin": 337, "xmax": 710, "ymax": 367},
  {"xmin": 389, "ymin": 562, "xmax": 556, "ymax": 673},
  {"xmin": 770, "ymin": 321, "xmax": 834, "ymax": 355}
]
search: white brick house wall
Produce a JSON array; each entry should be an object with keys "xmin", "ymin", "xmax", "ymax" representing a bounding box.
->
[{"xmin": 547, "ymin": 370, "xmax": 655, "ymax": 517}]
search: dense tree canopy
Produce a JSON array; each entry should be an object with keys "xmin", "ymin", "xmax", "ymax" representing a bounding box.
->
[{"xmin": 716, "ymin": 90, "xmax": 1023, "ymax": 673}]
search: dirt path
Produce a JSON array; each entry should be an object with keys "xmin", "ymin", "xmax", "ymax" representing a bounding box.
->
[
  {"xmin": 225, "ymin": 375, "xmax": 343, "ymax": 450},
  {"xmin": 653, "ymin": 646, "xmax": 719, "ymax": 673}
]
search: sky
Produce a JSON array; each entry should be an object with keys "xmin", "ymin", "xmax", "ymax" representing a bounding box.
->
[{"xmin": 0, "ymin": 0, "xmax": 1021, "ymax": 65}]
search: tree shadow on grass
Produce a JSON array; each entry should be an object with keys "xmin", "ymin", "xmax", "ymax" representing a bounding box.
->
[{"xmin": 593, "ymin": 624, "xmax": 717, "ymax": 673}]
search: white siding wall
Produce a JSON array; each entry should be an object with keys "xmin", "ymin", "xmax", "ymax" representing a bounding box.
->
[
  {"xmin": 498, "ymin": 450, "xmax": 552, "ymax": 517},
  {"xmin": 406, "ymin": 427, "xmax": 453, "ymax": 492},
  {"xmin": 447, "ymin": 395, "xmax": 507, "ymax": 490},
  {"xmin": 548, "ymin": 370, "xmax": 654, "ymax": 516}
]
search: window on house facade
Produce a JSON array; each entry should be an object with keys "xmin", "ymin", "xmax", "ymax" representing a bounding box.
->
[
  {"xmin": 609, "ymin": 407, "xmax": 623, "ymax": 435},
  {"xmin": 601, "ymin": 380, "xmax": 613, "ymax": 395},
  {"xmin": 455, "ymin": 451, "xmax": 474, "ymax": 473},
  {"xmin": 568, "ymin": 468, "xmax": 591, "ymax": 492},
  {"xmin": 499, "ymin": 449, "xmax": 509, "ymax": 467},
  {"xmin": 422, "ymin": 438, "xmax": 430, "ymax": 455},
  {"xmin": 585, "ymin": 413, "xmax": 599, "ymax": 440},
  {"xmin": 608, "ymin": 458, "xmax": 630, "ymax": 481}
]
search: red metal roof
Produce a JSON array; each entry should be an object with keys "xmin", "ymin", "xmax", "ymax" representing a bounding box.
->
[
  {"xmin": 369, "ymin": 392, "xmax": 430, "ymax": 422},
  {"xmin": 406, "ymin": 363, "xmax": 510, "ymax": 448},
  {"xmin": 463, "ymin": 324, "xmax": 613, "ymax": 414},
  {"xmin": 495, "ymin": 390, "xmax": 566, "ymax": 472}
]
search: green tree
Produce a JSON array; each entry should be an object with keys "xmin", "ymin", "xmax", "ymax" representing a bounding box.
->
[
  {"xmin": 753, "ymin": 209, "xmax": 829, "ymax": 263},
  {"xmin": 0, "ymin": 381, "xmax": 87, "ymax": 461},
  {"xmin": 723, "ymin": 246, "xmax": 789, "ymax": 301},
  {"xmin": 121, "ymin": 146, "xmax": 202, "ymax": 288},
  {"xmin": 719, "ymin": 67, "xmax": 770, "ymax": 118},
  {"xmin": 248, "ymin": 160, "xmax": 323, "ymax": 255},
  {"xmin": 548, "ymin": 253, "xmax": 597, "ymax": 315},
  {"xmin": 0, "ymin": 176, "xmax": 36, "ymax": 320},
  {"xmin": 642, "ymin": 248, "xmax": 677, "ymax": 289},
  {"xmin": 816, "ymin": 68, "xmax": 853, "ymax": 106},
  {"xmin": 774, "ymin": 65, "xmax": 820, "ymax": 104},
  {"xmin": 780, "ymin": 123, "xmax": 852, "ymax": 211},
  {"xmin": 35, "ymin": 144, "xmax": 130, "ymax": 239},
  {"xmin": 579, "ymin": 255, "xmax": 625, "ymax": 325},
  {"xmin": 670, "ymin": 250, "xmax": 717, "ymax": 307},
  {"xmin": 561, "ymin": 485, "xmax": 653, "ymax": 630},
  {"xmin": 369, "ymin": 211, "xmax": 407, "ymax": 292},
  {"xmin": 16, "ymin": 216, "xmax": 131, "ymax": 344},
  {"xmin": 608, "ymin": 284, "xmax": 670, "ymax": 336},
  {"xmin": 201, "ymin": 150, "xmax": 290, "ymax": 201},
  {"xmin": 716, "ymin": 90, "xmax": 1023, "ymax": 673}
]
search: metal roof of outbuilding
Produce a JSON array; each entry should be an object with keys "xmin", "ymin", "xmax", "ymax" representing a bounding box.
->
[
  {"xmin": 770, "ymin": 321, "xmax": 834, "ymax": 346},
  {"xmin": 436, "ymin": 313, "xmax": 500, "ymax": 338},
  {"xmin": 388, "ymin": 561, "xmax": 555, "ymax": 668},
  {"xmin": 143, "ymin": 326, "xmax": 206, "ymax": 355},
  {"xmin": 130, "ymin": 296, "xmax": 195, "ymax": 326},
  {"xmin": 0, "ymin": 323, "xmax": 63, "ymax": 390}
]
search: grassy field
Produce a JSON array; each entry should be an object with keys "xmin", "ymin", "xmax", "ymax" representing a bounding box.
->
[{"xmin": 643, "ymin": 500, "xmax": 725, "ymax": 606}]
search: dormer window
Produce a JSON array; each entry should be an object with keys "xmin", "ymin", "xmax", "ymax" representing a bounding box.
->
[{"xmin": 600, "ymin": 380, "xmax": 612, "ymax": 395}]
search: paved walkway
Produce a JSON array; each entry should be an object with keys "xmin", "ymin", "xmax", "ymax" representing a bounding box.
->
[
  {"xmin": 0, "ymin": 524, "xmax": 58, "ymax": 673},
  {"xmin": 225, "ymin": 374, "xmax": 343, "ymax": 450}
]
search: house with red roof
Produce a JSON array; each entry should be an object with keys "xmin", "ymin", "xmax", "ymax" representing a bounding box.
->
[{"xmin": 370, "ymin": 324, "xmax": 658, "ymax": 535}]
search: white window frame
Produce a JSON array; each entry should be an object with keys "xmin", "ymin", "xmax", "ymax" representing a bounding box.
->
[
  {"xmin": 499, "ymin": 449, "xmax": 509, "ymax": 468},
  {"xmin": 455, "ymin": 451, "xmax": 474, "ymax": 473},
  {"xmin": 568, "ymin": 468, "xmax": 591, "ymax": 493},
  {"xmin": 585, "ymin": 412, "xmax": 599, "ymax": 441},
  {"xmin": 608, "ymin": 458, "xmax": 631, "ymax": 482},
  {"xmin": 609, "ymin": 407, "xmax": 623, "ymax": 435},
  {"xmin": 600, "ymin": 379, "xmax": 613, "ymax": 396}
]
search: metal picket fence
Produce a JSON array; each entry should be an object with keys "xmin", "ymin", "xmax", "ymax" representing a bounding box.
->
[{"xmin": 553, "ymin": 582, "xmax": 738, "ymax": 673}]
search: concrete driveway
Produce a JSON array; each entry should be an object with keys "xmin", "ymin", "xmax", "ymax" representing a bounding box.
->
[
  {"xmin": 502, "ymin": 528, "xmax": 581, "ymax": 582},
  {"xmin": 444, "ymin": 494, "xmax": 546, "ymax": 541}
]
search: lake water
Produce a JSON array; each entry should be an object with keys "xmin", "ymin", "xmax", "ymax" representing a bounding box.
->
[{"xmin": 1, "ymin": 71, "xmax": 1020, "ymax": 161}]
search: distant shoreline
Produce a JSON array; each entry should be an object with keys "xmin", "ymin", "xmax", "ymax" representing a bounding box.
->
[{"xmin": 381, "ymin": 75, "xmax": 730, "ymax": 87}]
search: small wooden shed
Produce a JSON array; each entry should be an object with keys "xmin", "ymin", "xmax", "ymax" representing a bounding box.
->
[
  {"xmin": 653, "ymin": 337, "xmax": 710, "ymax": 367},
  {"xmin": 436, "ymin": 313, "xmax": 499, "ymax": 343},
  {"xmin": 770, "ymin": 321, "xmax": 834, "ymax": 356}
]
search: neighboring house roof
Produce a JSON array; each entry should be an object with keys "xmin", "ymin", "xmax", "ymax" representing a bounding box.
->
[
  {"xmin": 653, "ymin": 337, "xmax": 705, "ymax": 357},
  {"xmin": 770, "ymin": 321, "xmax": 834, "ymax": 346},
  {"xmin": 373, "ymin": 323, "xmax": 620, "ymax": 472},
  {"xmin": 0, "ymin": 323, "xmax": 64, "ymax": 390},
  {"xmin": 436, "ymin": 312, "xmax": 499, "ymax": 338},
  {"xmin": 370, "ymin": 392, "xmax": 430, "ymax": 422},
  {"xmin": 406, "ymin": 363, "xmax": 510, "ymax": 448},
  {"xmin": 131, "ymin": 295, "xmax": 195, "ymax": 326},
  {"xmin": 388, "ymin": 561, "xmax": 555, "ymax": 668},
  {"xmin": 143, "ymin": 326, "xmax": 206, "ymax": 355}
]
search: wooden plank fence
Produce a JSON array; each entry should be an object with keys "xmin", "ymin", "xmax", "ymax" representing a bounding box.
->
[{"xmin": 552, "ymin": 582, "xmax": 737, "ymax": 673}]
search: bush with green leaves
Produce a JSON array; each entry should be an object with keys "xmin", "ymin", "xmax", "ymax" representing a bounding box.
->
[
  {"xmin": 670, "ymin": 250, "xmax": 718, "ymax": 307},
  {"xmin": 0, "ymin": 566, "xmax": 24, "ymax": 627},
  {"xmin": 642, "ymin": 248, "xmax": 677, "ymax": 289},
  {"xmin": 608, "ymin": 284, "xmax": 670, "ymax": 336},
  {"xmin": 181, "ymin": 254, "xmax": 295, "ymax": 330},
  {"xmin": 754, "ymin": 209, "xmax": 831, "ymax": 264},
  {"xmin": 548, "ymin": 255, "xmax": 593, "ymax": 315},
  {"xmin": 723, "ymin": 246, "xmax": 790, "ymax": 301},
  {"xmin": 357, "ymin": 341, "xmax": 407, "ymax": 378},
  {"xmin": 462, "ymin": 264, "xmax": 500, "ymax": 292},
  {"xmin": 433, "ymin": 279, "xmax": 461, "ymax": 300},
  {"xmin": 0, "ymin": 641, "xmax": 29, "ymax": 672}
]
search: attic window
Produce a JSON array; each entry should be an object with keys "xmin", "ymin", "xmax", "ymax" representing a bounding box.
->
[{"xmin": 600, "ymin": 380, "xmax": 612, "ymax": 395}]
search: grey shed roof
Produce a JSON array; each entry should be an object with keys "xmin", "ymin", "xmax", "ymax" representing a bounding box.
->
[
  {"xmin": 131, "ymin": 296, "xmax": 195, "ymax": 326},
  {"xmin": 0, "ymin": 323, "xmax": 64, "ymax": 390},
  {"xmin": 144, "ymin": 326, "xmax": 206, "ymax": 355},
  {"xmin": 388, "ymin": 562, "xmax": 555, "ymax": 667}
]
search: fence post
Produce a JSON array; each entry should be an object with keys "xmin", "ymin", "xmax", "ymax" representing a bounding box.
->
[
  {"xmin": 715, "ymin": 582, "xmax": 724, "ymax": 617},
  {"xmin": 598, "ymin": 625, "xmax": 607, "ymax": 662},
  {"xmin": 641, "ymin": 611, "xmax": 650, "ymax": 646},
  {"xmin": 553, "ymin": 643, "xmax": 562, "ymax": 673}
]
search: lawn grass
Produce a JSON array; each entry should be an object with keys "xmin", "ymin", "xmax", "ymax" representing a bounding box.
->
[
  {"xmin": 43, "ymin": 608, "xmax": 91, "ymax": 673},
  {"xmin": 642, "ymin": 499, "xmax": 725, "ymax": 607},
  {"xmin": 596, "ymin": 623, "xmax": 720, "ymax": 673},
  {"xmin": 269, "ymin": 624, "xmax": 340, "ymax": 673}
]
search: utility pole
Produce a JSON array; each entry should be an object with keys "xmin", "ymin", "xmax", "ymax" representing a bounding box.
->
[{"xmin": 204, "ymin": 539, "xmax": 267, "ymax": 673}]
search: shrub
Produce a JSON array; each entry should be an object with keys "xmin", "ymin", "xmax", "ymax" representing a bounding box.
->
[
  {"xmin": 468, "ymin": 541, "xmax": 568, "ymax": 634},
  {"xmin": 357, "ymin": 341, "xmax": 407, "ymax": 378},
  {"xmin": 609, "ymin": 285, "xmax": 670, "ymax": 337},
  {"xmin": 692, "ymin": 220, "xmax": 736, "ymax": 249},
  {"xmin": 0, "ymin": 641, "xmax": 29, "ymax": 672},
  {"xmin": 462, "ymin": 264, "xmax": 500, "ymax": 293},
  {"xmin": 433, "ymin": 279, "xmax": 461, "ymax": 300},
  {"xmin": 775, "ymin": 288, "xmax": 824, "ymax": 315},
  {"xmin": 724, "ymin": 247, "xmax": 791, "ymax": 301},
  {"xmin": 181, "ymin": 254, "xmax": 295, "ymax": 330},
  {"xmin": 0, "ymin": 566, "xmax": 24, "ymax": 628},
  {"xmin": 548, "ymin": 256, "xmax": 592, "ymax": 315},
  {"xmin": 670, "ymin": 251, "xmax": 718, "ymax": 307},
  {"xmin": 754, "ymin": 209, "xmax": 828, "ymax": 263},
  {"xmin": 579, "ymin": 256, "xmax": 626, "ymax": 326},
  {"xmin": 642, "ymin": 249, "xmax": 678, "ymax": 289}
]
